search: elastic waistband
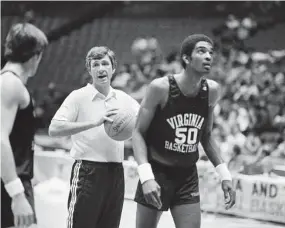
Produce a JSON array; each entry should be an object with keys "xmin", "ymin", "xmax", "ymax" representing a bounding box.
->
[
  {"xmin": 77, "ymin": 160, "xmax": 123, "ymax": 168},
  {"xmin": 150, "ymin": 159, "xmax": 197, "ymax": 172}
]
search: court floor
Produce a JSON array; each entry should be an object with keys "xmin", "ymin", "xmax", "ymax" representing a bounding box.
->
[
  {"xmin": 35, "ymin": 191, "xmax": 284, "ymax": 228},
  {"xmin": 120, "ymin": 199, "xmax": 285, "ymax": 228},
  {"xmin": 33, "ymin": 155, "xmax": 285, "ymax": 228}
]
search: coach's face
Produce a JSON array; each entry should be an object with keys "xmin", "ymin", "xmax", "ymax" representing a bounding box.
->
[
  {"xmin": 190, "ymin": 41, "xmax": 213, "ymax": 73},
  {"xmin": 90, "ymin": 55, "xmax": 115, "ymax": 85}
]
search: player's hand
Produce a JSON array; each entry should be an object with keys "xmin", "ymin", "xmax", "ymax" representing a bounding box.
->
[
  {"xmin": 11, "ymin": 193, "xmax": 35, "ymax": 227},
  {"xmin": 221, "ymin": 180, "xmax": 236, "ymax": 210},
  {"xmin": 142, "ymin": 179, "xmax": 162, "ymax": 209}
]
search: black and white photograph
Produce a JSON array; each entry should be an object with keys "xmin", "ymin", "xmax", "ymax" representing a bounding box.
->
[{"xmin": 1, "ymin": 1, "xmax": 285, "ymax": 228}]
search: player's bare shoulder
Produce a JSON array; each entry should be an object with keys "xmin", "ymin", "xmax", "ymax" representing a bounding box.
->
[
  {"xmin": 149, "ymin": 76, "xmax": 169, "ymax": 97},
  {"xmin": 206, "ymin": 79, "xmax": 221, "ymax": 107},
  {"xmin": 147, "ymin": 76, "xmax": 169, "ymax": 106},
  {"xmin": 0, "ymin": 72, "xmax": 29, "ymax": 108}
]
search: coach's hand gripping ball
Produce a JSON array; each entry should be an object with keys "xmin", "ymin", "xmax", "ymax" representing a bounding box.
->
[{"xmin": 104, "ymin": 108, "xmax": 136, "ymax": 141}]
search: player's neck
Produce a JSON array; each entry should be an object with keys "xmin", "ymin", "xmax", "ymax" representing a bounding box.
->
[
  {"xmin": 175, "ymin": 68, "xmax": 206, "ymax": 97},
  {"xmin": 186, "ymin": 67, "xmax": 206, "ymax": 83},
  {"xmin": 2, "ymin": 62, "xmax": 32, "ymax": 84},
  {"xmin": 182, "ymin": 69, "xmax": 203, "ymax": 86}
]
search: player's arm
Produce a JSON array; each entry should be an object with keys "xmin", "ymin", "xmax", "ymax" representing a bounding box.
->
[
  {"xmin": 1, "ymin": 75, "xmax": 36, "ymax": 227},
  {"xmin": 49, "ymin": 92, "xmax": 116, "ymax": 137},
  {"xmin": 132, "ymin": 78, "xmax": 166, "ymax": 209},
  {"xmin": 1, "ymin": 77, "xmax": 26, "ymax": 195},
  {"xmin": 132, "ymin": 79, "xmax": 165, "ymax": 166},
  {"xmin": 200, "ymin": 80, "xmax": 229, "ymax": 170},
  {"xmin": 201, "ymin": 80, "xmax": 235, "ymax": 209},
  {"xmin": 201, "ymin": 80, "xmax": 231, "ymax": 171}
]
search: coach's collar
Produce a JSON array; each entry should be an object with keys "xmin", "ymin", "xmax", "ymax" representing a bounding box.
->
[{"xmin": 86, "ymin": 83, "xmax": 117, "ymax": 101}]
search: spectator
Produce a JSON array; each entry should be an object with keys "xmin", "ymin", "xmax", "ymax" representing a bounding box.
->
[{"xmin": 244, "ymin": 131, "xmax": 261, "ymax": 156}]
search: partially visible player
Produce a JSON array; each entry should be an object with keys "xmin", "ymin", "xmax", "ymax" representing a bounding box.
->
[
  {"xmin": 132, "ymin": 34, "xmax": 236, "ymax": 228},
  {"xmin": 49, "ymin": 46, "xmax": 140, "ymax": 228},
  {"xmin": 1, "ymin": 23, "xmax": 48, "ymax": 228}
]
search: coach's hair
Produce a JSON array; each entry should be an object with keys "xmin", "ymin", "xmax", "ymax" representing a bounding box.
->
[
  {"xmin": 180, "ymin": 34, "xmax": 213, "ymax": 69},
  {"xmin": 85, "ymin": 46, "xmax": 117, "ymax": 71},
  {"xmin": 4, "ymin": 23, "xmax": 48, "ymax": 63}
]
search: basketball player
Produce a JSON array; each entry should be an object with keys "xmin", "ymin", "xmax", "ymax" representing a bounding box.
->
[
  {"xmin": 1, "ymin": 23, "xmax": 48, "ymax": 228},
  {"xmin": 132, "ymin": 34, "xmax": 236, "ymax": 228},
  {"xmin": 49, "ymin": 46, "xmax": 140, "ymax": 228}
]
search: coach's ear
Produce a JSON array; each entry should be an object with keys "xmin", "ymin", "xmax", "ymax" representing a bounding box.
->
[
  {"xmin": 112, "ymin": 68, "xmax": 116, "ymax": 74},
  {"xmin": 182, "ymin": 54, "xmax": 190, "ymax": 65}
]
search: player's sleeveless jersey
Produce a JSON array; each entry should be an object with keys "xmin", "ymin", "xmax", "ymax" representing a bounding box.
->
[
  {"xmin": 1, "ymin": 70, "xmax": 36, "ymax": 179},
  {"xmin": 146, "ymin": 75, "xmax": 209, "ymax": 167}
]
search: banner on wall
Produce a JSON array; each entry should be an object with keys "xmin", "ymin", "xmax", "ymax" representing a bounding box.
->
[{"xmin": 199, "ymin": 173, "xmax": 285, "ymax": 224}]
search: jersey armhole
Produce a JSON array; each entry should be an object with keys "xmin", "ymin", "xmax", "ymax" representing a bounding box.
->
[{"xmin": 159, "ymin": 75, "xmax": 171, "ymax": 110}]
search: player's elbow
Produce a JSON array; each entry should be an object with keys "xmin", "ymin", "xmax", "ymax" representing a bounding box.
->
[
  {"xmin": 132, "ymin": 128, "xmax": 140, "ymax": 140},
  {"xmin": 48, "ymin": 124, "xmax": 56, "ymax": 137},
  {"xmin": 0, "ymin": 131, "xmax": 10, "ymax": 144},
  {"xmin": 0, "ymin": 137, "xmax": 8, "ymax": 153},
  {"xmin": 0, "ymin": 135, "xmax": 12, "ymax": 161},
  {"xmin": 132, "ymin": 126, "xmax": 146, "ymax": 139},
  {"xmin": 200, "ymin": 132, "xmax": 210, "ymax": 148},
  {"xmin": 48, "ymin": 120, "xmax": 61, "ymax": 137},
  {"xmin": 133, "ymin": 124, "xmax": 145, "ymax": 136}
]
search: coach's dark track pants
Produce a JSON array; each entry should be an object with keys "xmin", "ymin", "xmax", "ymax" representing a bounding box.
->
[{"xmin": 67, "ymin": 160, "xmax": 124, "ymax": 228}]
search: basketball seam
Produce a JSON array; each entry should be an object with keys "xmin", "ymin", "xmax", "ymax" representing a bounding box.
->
[
  {"xmin": 117, "ymin": 114, "xmax": 134, "ymax": 135},
  {"xmin": 109, "ymin": 114, "xmax": 134, "ymax": 139}
]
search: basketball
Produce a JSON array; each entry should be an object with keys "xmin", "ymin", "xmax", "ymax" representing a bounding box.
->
[{"xmin": 104, "ymin": 109, "xmax": 136, "ymax": 141}]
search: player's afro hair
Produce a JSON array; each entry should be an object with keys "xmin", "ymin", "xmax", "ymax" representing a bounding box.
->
[{"xmin": 180, "ymin": 34, "xmax": 213, "ymax": 68}]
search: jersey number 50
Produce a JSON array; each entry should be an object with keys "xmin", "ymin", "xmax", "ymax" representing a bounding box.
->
[{"xmin": 175, "ymin": 128, "xmax": 198, "ymax": 144}]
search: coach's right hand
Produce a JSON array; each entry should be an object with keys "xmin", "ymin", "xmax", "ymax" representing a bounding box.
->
[
  {"xmin": 98, "ymin": 108, "xmax": 119, "ymax": 125},
  {"xmin": 142, "ymin": 179, "xmax": 162, "ymax": 209},
  {"xmin": 12, "ymin": 193, "xmax": 35, "ymax": 227}
]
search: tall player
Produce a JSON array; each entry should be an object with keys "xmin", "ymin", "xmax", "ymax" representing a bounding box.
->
[
  {"xmin": 1, "ymin": 23, "xmax": 48, "ymax": 228},
  {"xmin": 132, "ymin": 34, "xmax": 236, "ymax": 228}
]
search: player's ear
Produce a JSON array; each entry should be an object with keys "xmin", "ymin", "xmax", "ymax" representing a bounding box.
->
[
  {"xmin": 182, "ymin": 54, "xmax": 190, "ymax": 65},
  {"xmin": 88, "ymin": 68, "xmax": 92, "ymax": 75},
  {"xmin": 112, "ymin": 68, "xmax": 116, "ymax": 74}
]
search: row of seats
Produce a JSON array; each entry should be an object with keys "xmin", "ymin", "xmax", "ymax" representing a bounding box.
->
[{"xmin": 2, "ymin": 16, "xmax": 285, "ymax": 90}]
